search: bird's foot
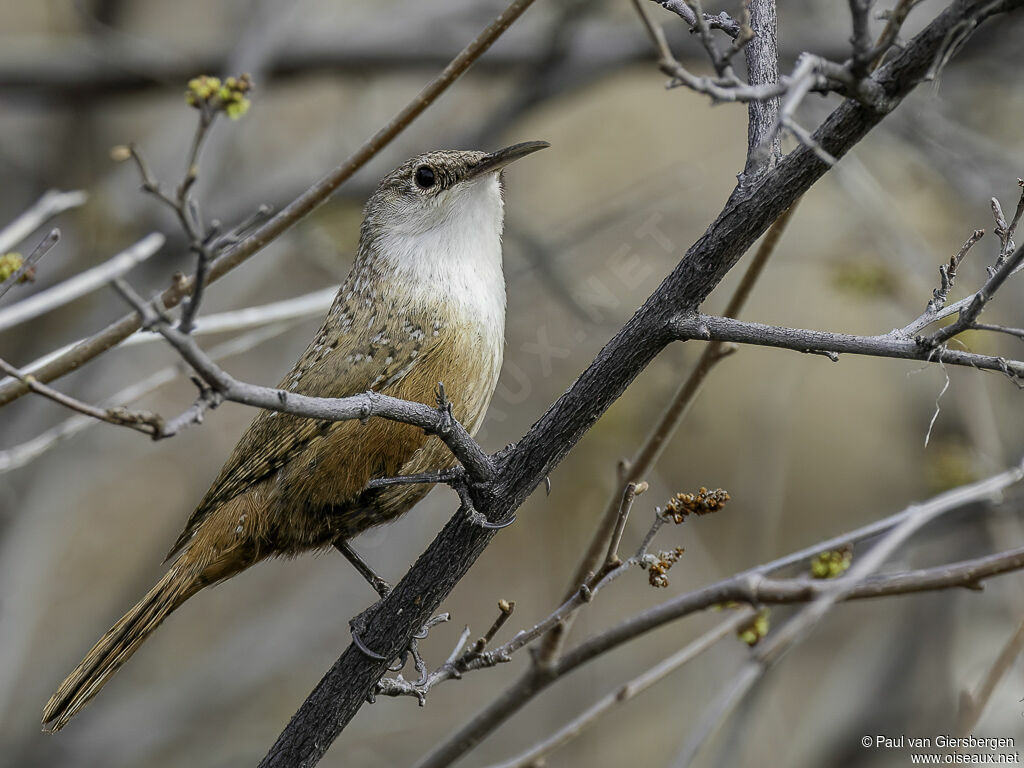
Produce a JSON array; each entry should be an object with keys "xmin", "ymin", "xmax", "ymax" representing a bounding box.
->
[
  {"xmin": 388, "ymin": 613, "xmax": 450, "ymax": 681},
  {"xmin": 455, "ymin": 480, "xmax": 516, "ymax": 530},
  {"xmin": 336, "ymin": 539, "xmax": 452, "ymax": 666},
  {"xmin": 349, "ymin": 607, "xmax": 451, "ymax": 674}
]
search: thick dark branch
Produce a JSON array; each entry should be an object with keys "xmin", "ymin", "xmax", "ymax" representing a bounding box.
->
[{"xmin": 261, "ymin": 1, "xmax": 1023, "ymax": 765}]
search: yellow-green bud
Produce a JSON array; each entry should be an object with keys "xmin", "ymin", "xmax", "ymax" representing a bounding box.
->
[
  {"xmin": 186, "ymin": 75, "xmax": 222, "ymax": 106},
  {"xmin": 738, "ymin": 610, "xmax": 770, "ymax": 646},
  {"xmin": 184, "ymin": 73, "xmax": 252, "ymax": 118},
  {"xmin": 0, "ymin": 252, "xmax": 26, "ymax": 282},
  {"xmin": 810, "ymin": 548, "xmax": 853, "ymax": 579}
]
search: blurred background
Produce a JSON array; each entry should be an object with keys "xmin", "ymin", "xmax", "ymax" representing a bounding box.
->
[{"xmin": 1, "ymin": 1, "xmax": 1024, "ymax": 766}]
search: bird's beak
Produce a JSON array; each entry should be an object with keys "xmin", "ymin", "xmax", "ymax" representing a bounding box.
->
[{"xmin": 464, "ymin": 141, "xmax": 550, "ymax": 181}]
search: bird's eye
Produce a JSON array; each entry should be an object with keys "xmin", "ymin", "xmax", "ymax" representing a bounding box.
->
[{"xmin": 414, "ymin": 165, "xmax": 436, "ymax": 189}]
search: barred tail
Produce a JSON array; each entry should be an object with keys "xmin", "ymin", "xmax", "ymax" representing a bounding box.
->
[{"xmin": 42, "ymin": 564, "xmax": 197, "ymax": 732}]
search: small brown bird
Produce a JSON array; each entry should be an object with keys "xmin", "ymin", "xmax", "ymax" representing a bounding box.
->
[{"xmin": 43, "ymin": 141, "xmax": 548, "ymax": 731}]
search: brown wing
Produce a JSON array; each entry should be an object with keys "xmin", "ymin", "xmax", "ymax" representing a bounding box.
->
[{"xmin": 165, "ymin": 313, "xmax": 430, "ymax": 561}]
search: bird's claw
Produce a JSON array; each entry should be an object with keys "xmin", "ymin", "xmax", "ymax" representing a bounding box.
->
[
  {"xmin": 351, "ymin": 627, "xmax": 387, "ymax": 661},
  {"xmin": 349, "ymin": 608, "xmax": 451, "ymax": 672},
  {"xmin": 468, "ymin": 509, "xmax": 517, "ymax": 529}
]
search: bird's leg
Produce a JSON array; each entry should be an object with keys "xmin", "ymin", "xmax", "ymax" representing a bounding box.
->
[
  {"xmin": 336, "ymin": 541, "xmax": 391, "ymax": 600},
  {"xmin": 336, "ymin": 541, "xmax": 393, "ymax": 660}
]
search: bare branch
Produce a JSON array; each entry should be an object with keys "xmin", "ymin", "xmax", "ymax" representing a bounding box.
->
[
  {"xmin": 0, "ymin": 233, "xmax": 164, "ymax": 333},
  {"xmin": 673, "ymin": 456, "xmax": 1024, "ymax": 765},
  {"xmin": 869, "ymin": 0, "xmax": 927, "ymax": 69},
  {"xmin": 0, "ymin": 320, "xmax": 298, "ymax": 473},
  {"xmin": 848, "ymin": 0, "xmax": 875, "ymax": 77},
  {"xmin": 926, "ymin": 228, "xmax": 985, "ymax": 314},
  {"xmin": 742, "ymin": 0, "xmax": 781, "ymax": 178},
  {"xmin": 0, "ymin": 357, "xmax": 162, "ymax": 437},
  {"xmin": 0, "ymin": 189, "xmax": 86, "ymax": 254},
  {"xmin": 957, "ymin": 618, "xmax": 1024, "ymax": 734},
  {"xmin": 111, "ymin": 278, "xmax": 494, "ymax": 482},
  {"xmin": 928, "ymin": 242, "xmax": 1024, "ymax": 346},
  {"xmin": 969, "ymin": 322, "xmax": 1024, "ymax": 342},
  {"xmin": 652, "ymin": 1, "xmax": 742, "ymax": 38},
  {"xmin": 479, "ymin": 613, "xmax": 753, "ymax": 768},
  {"xmin": 991, "ymin": 180, "xmax": 1024, "ymax": 271},
  {"xmin": 670, "ymin": 313, "xmax": 1024, "ymax": 381},
  {"xmin": 604, "ymin": 481, "xmax": 647, "ymax": 571}
]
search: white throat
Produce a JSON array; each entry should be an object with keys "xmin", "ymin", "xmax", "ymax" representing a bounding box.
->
[{"xmin": 376, "ymin": 174, "xmax": 507, "ymax": 340}]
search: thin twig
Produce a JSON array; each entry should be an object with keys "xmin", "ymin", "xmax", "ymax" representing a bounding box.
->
[
  {"xmin": 957, "ymin": 618, "xmax": 1024, "ymax": 734},
  {"xmin": 672, "ymin": 456, "xmax": 1024, "ymax": 766},
  {"xmin": 928, "ymin": 242, "xmax": 1024, "ymax": 346},
  {"xmin": 604, "ymin": 481, "xmax": 647, "ymax": 571},
  {"xmin": 0, "ymin": 189, "xmax": 86, "ymax": 254},
  {"xmin": 869, "ymin": 0, "xmax": 927, "ymax": 70},
  {"xmin": 848, "ymin": 0, "xmax": 874, "ymax": 77},
  {"xmin": 0, "ymin": 228, "xmax": 60, "ymax": 302},
  {"xmin": 925, "ymin": 229, "xmax": 985, "ymax": 314},
  {"xmin": 0, "ymin": 321, "xmax": 297, "ymax": 474},
  {"xmin": 474, "ymin": 600, "xmax": 517, "ymax": 653},
  {"xmin": 991, "ymin": 181, "xmax": 1024, "ymax": 272},
  {"xmin": 969, "ymin": 323, "xmax": 1024, "ymax": 341},
  {"xmin": 0, "ymin": 233, "xmax": 164, "ymax": 333},
  {"xmin": 0, "ymin": 357, "xmax": 161, "ymax": 436},
  {"xmin": 479, "ymin": 612, "xmax": 753, "ymax": 768}
]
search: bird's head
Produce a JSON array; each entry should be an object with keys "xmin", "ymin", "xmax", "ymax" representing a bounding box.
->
[{"xmin": 358, "ymin": 142, "xmax": 549, "ymax": 280}]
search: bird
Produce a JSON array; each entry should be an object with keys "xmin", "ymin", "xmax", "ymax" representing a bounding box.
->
[{"xmin": 42, "ymin": 140, "xmax": 549, "ymax": 732}]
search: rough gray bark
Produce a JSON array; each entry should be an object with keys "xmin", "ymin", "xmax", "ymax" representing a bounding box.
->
[{"xmin": 742, "ymin": 0, "xmax": 781, "ymax": 178}]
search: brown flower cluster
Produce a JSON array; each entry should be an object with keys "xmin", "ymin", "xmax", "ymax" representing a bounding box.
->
[
  {"xmin": 664, "ymin": 487, "xmax": 730, "ymax": 524},
  {"xmin": 648, "ymin": 547, "xmax": 685, "ymax": 588}
]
